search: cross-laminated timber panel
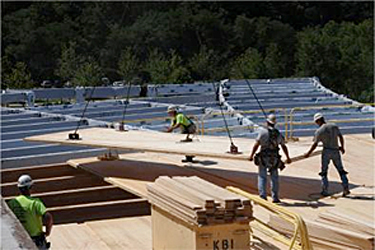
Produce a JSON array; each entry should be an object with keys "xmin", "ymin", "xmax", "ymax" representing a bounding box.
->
[{"xmin": 24, "ymin": 127, "xmax": 317, "ymax": 161}]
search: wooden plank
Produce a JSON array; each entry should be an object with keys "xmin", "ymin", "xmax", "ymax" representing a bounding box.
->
[
  {"xmin": 269, "ymin": 215, "xmax": 374, "ymax": 250},
  {"xmin": 1, "ymin": 163, "xmax": 77, "ymax": 183},
  {"xmin": 147, "ymin": 183, "xmax": 203, "ymax": 210},
  {"xmin": 1, "ymin": 175, "xmax": 109, "ymax": 197},
  {"xmin": 50, "ymin": 198, "xmax": 150, "ymax": 225},
  {"xmin": 49, "ymin": 223, "xmax": 112, "ymax": 250},
  {"xmin": 24, "ymin": 127, "xmax": 316, "ymax": 162},
  {"xmin": 4, "ymin": 186, "xmax": 137, "ymax": 207},
  {"xmin": 155, "ymin": 177, "xmax": 218, "ymax": 207},
  {"xmin": 173, "ymin": 177, "xmax": 243, "ymax": 207},
  {"xmin": 85, "ymin": 216, "xmax": 152, "ymax": 250},
  {"xmin": 50, "ymin": 216, "xmax": 152, "ymax": 250}
]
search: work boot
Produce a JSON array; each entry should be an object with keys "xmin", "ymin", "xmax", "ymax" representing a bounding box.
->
[
  {"xmin": 272, "ymin": 198, "xmax": 281, "ymax": 204},
  {"xmin": 320, "ymin": 190, "xmax": 329, "ymax": 197},
  {"xmin": 342, "ymin": 188, "xmax": 351, "ymax": 197},
  {"xmin": 180, "ymin": 138, "xmax": 193, "ymax": 142}
]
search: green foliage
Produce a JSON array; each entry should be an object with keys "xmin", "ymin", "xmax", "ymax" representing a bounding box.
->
[
  {"xmin": 145, "ymin": 48, "xmax": 170, "ymax": 84},
  {"xmin": 167, "ymin": 50, "xmax": 191, "ymax": 84},
  {"xmin": 145, "ymin": 48, "xmax": 191, "ymax": 84},
  {"xmin": 230, "ymin": 47, "xmax": 263, "ymax": 79},
  {"xmin": 295, "ymin": 19, "xmax": 374, "ymax": 102},
  {"xmin": 118, "ymin": 47, "xmax": 140, "ymax": 83},
  {"xmin": 55, "ymin": 41, "xmax": 82, "ymax": 81},
  {"xmin": 3, "ymin": 61, "xmax": 33, "ymax": 89},
  {"xmin": 188, "ymin": 46, "xmax": 218, "ymax": 81},
  {"xmin": 1, "ymin": 2, "xmax": 373, "ymax": 102},
  {"xmin": 73, "ymin": 58, "xmax": 102, "ymax": 87},
  {"xmin": 263, "ymin": 43, "xmax": 282, "ymax": 78}
]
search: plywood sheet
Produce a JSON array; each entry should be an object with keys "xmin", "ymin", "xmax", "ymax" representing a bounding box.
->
[
  {"xmin": 25, "ymin": 127, "xmax": 314, "ymax": 161},
  {"xmin": 50, "ymin": 216, "xmax": 152, "ymax": 250},
  {"xmin": 48, "ymin": 223, "xmax": 111, "ymax": 250}
]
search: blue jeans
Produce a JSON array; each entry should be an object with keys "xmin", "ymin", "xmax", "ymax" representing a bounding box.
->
[
  {"xmin": 321, "ymin": 149, "xmax": 349, "ymax": 192},
  {"xmin": 258, "ymin": 165, "xmax": 279, "ymax": 200}
]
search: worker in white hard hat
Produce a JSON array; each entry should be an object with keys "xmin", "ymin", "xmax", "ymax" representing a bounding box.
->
[
  {"xmin": 304, "ymin": 113, "xmax": 350, "ymax": 197},
  {"xmin": 7, "ymin": 175, "xmax": 53, "ymax": 249},
  {"xmin": 166, "ymin": 105, "xmax": 197, "ymax": 142},
  {"xmin": 249, "ymin": 114, "xmax": 292, "ymax": 203}
]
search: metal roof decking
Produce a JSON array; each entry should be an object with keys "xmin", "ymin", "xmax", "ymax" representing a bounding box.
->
[
  {"xmin": 1, "ymin": 77, "xmax": 373, "ymax": 169},
  {"xmin": 1, "ymin": 144, "xmax": 98, "ymax": 158}
]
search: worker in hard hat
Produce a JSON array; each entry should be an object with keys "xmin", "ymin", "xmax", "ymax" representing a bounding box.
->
[
  {"xmin": 7, "ymin": 175, "xmax": 53, "ymax": 249},
  {"xmin": 249, "ymin": 114, "xmax": 292, "ymax": 203},
  {"xmin": 304, "ymin": 113, "xmax": 350, "ymax": 197},
  {"xmin": 166, "ymin": 105, "xmax": 197, "ymax": 142}
]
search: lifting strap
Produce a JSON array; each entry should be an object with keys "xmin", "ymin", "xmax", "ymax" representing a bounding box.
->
[
  {"xmin": 120, "ymin": 81, "xmax": 133, "ymax": 126},
  {"xmin": 72, "ymin": 85, "xmax": 97, "ymax": 135}
]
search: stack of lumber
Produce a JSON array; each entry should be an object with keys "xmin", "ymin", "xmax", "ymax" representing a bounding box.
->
[
  {"xmin": 268, "ymin": 197, "xmax": 375, "ymax": 250},
  {"xmin": 316, "ymin": 207, "xmax": 375, "ymax": 236},
  {"xmin": 147, "ymin": 176, "xmax": 253, "ymax": 226}
]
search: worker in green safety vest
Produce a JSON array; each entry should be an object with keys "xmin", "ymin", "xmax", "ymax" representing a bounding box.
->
[
  {"xmin": 7, "ymin": 175, "xmax": 53, "ymax": 249},
  {"xmin": 166, "ymin": 105, "xmax": 197, "ymax": 142}
]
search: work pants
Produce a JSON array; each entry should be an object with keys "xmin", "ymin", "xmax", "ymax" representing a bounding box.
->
[
  {"xmin": 258, "ymin": 165, "xmax": 279, "ymax": 201},
  {"xmin": 320, "ymin": 148, "xmax": 349, "ymax": 192}
]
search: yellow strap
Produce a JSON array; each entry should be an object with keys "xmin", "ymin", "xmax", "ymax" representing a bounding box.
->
[{"xmin": 227, "ymin": 186, "xmax": 313, "ymax": 250}]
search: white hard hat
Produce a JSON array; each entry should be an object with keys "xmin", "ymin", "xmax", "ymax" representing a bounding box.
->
[
  {"xmin": 267, "ymin": 114, "xmax": 277, "ymax": 125},
  {"xmin": 167, "ymin": 105, "xmax": 177, "ymax": 113},
  {"xmin": 17, "ymin": 175, "xmax": 33, "ymax": 188},
  {"xmin": 314, "ymin": 113, "xmax": 324, "ymax": 122}
]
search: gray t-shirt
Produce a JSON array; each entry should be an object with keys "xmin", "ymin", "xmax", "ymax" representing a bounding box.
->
[
  {"xmin": 313, "ymin": 123, "xmax": 342, "ymax": 149},
  {"xmin": 256, "ymin": 126, "xmax": 285, "ymax": 150}
]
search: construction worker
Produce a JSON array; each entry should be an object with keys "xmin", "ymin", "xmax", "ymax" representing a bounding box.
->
[
  {"xmin": 7, "ymin": 175, "xmax": 53, "ymax": 249},
  {"xmin": 304, "ymin": 113, "xmax": 350, "ymax": 197},
  {"xmin": 166, "ymin": 105, "xmax": 197, "ymax": 142},
  {"xmin": 249, "ymin": 114, "xmax": 292, "ymax": 203}
]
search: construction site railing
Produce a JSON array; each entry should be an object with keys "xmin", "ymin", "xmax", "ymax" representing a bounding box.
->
[
  {"xmin": 227, "ymin": 187, "xmax": 313, "ymax": 250},
  {"xmin": 288, "ymin": 103, "xmax": 375, "ymax": 140}
]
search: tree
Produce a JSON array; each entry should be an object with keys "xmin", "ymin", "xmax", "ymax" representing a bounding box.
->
[
  {"xmin": 3, "ymin": 61, "xmax": 33, "ymax": 89},
  {"xmin": 188, "ymin": 45, "xmax": 221, "ymax": 81},
  {"xmin": 263, "ymin": 43, "xmax": 282, "ymax": 78},
  {"xmin": 295, "ymin": 19, "xmax": 373, "ymax": 102},
  {"xmin": 55, "ymin": 41, "xmax": 82, "ymax": 82},
  {"xmin": 73, "ymin": 58, "xmax": 102, "ymax": 86},
  {"xmin": 167, "ymin": 49, "xmax": 191, "ymax": 84},
  {"xmin": 230, "ymin": 47, "xmax": 263, "ymax": 79},
  {"xmin": 145, "ymin": 48, "xmax": 170, "ymax": 84},
  {"xmin": 118, "ymin": 47, "xmax": 140, "ymax": 84}
]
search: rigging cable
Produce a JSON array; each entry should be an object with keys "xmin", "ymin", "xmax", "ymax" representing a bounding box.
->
[
  {"xmin": 244, "ymin": 78, "xmax": 267, "ymax": 118},
  {"xmin": 212, "ymin": 81, "xmax": 239, "ymax": 153},
  {"xmin": 71, "ymin": 85, "xmax": 97, "ymax": 137},
  {"xmin": 119, "ymin": 81, "xmax": 133, "ymax": 129}
]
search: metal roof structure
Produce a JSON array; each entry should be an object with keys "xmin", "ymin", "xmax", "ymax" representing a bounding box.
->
[{"xmin": 1, "ymin": 77, "xmax": 373, "ymax": 169}]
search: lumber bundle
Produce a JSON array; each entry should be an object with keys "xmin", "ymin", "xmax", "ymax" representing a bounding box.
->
[
  {"xmin": 316, "ymin": 207, "xmax": 375, "ymax": 236},
  {"xmin": 269, "ymin": 209, "xmax": 375, "ymax": 250},
  {"xmin": 147, "ymin": 176, "xmax": 253, "ymax": 226}
]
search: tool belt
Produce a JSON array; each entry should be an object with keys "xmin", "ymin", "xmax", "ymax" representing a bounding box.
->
[
  {"xmin": 254, "ymin": 149, "xmax": 285, "ymax": 172},
  {"xmin": 182, "ymin": 123, "xmax": 197, "ymax": 134},
  {"xmin": 31, "ymin": 234, "xmax": 50, "ymax": 249}
]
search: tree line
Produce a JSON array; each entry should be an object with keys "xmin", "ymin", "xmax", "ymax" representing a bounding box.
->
[{"xmin": 1, "ymin": 2, "xmax": 373, "ymax": 102}]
